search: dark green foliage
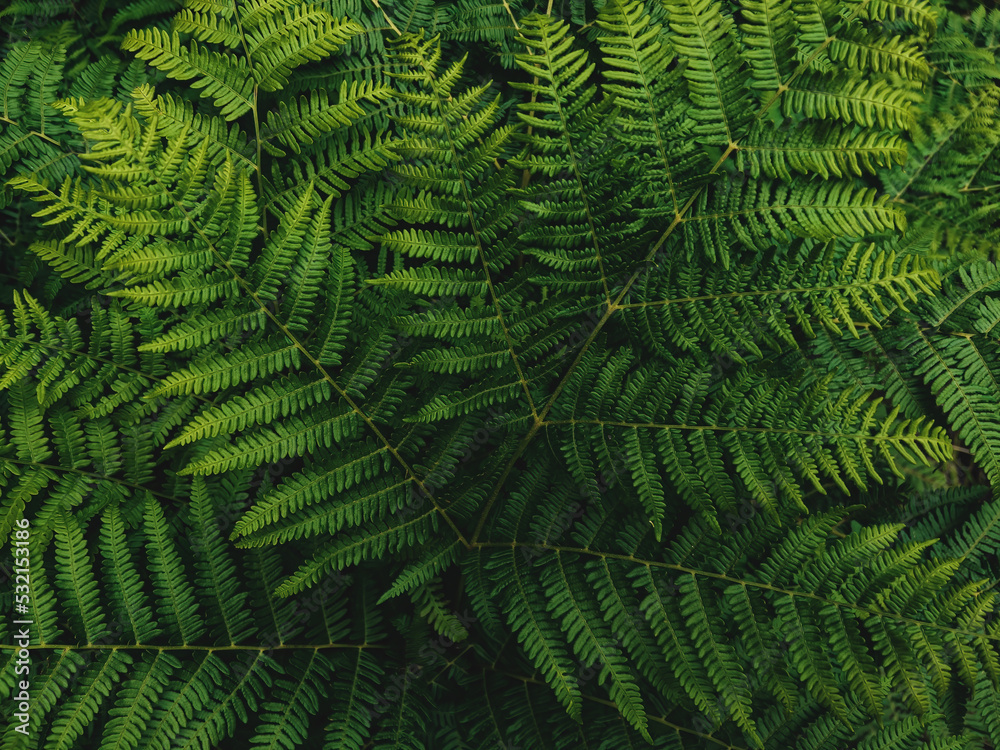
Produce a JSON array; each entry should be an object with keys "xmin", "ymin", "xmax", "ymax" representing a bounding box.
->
[{"xmin": 3, "ymin": 0, "xmax": 1000, "ymax": 747}]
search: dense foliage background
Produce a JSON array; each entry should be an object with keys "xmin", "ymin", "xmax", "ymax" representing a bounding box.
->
[{"xmin": 3, "ymin": 0, "xmax": 1000, "ymax": 748}]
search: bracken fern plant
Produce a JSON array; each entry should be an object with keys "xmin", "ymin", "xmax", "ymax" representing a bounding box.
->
[{"xmin": 2, "ymin": 0, "xmax": 1000, "ymax": 747}]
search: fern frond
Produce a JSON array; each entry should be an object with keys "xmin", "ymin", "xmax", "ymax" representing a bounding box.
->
[
  {"xmin": 738, "ymin": 121, "xmax": 908, "ymax": 180},
  {"xmin": 739, "ymin": 0, "xmax": 795, "ymax": 101},
  {"xmin": 121, "ymin": 29, "xmax": 255, "ymax": 119},
  {"xmin": 143, "ymin": 497, "xmax": 204, "ymax": 644},
  {"xmin": 271, "ymin": 511, "xmax": 438, "ymax": 596},
  {"xmin": 53, "ymin": 511, "xmax": 109, "ymax": 644},
  {"xmin": 622, "ymin": 241, "xmax": 939, "ymax": 360},
  {"xmin": 662, "ymin": 0, "xmax": 752, "ymax": 147},
  {"xmin": 685, "ymin": 178, "xmax": 906, "ymax": 263},
  {"xmin": 552, "ymin": 349, "xmax": 951, "ymax": 532},
  {"xmin": 596, "ymin": 0, "xmax": 708, "ymax": 217},
  {"xmin": 783, "ymin": 73, "xmax": 918, "ymax": 131},
  {"xmin": 261, "ymin": 80, "xmax": 394, "ymax": 155},
  {"xmin": 828, "ymin": 25, "xmax": 930, "ymax": 80},
  {"xmin": 245, "ymin": 7, "xmax": 363, "ymax": 91},
  {"xmin": 847, "ymin": 0, "xmax": 937, "ymax": 33}
]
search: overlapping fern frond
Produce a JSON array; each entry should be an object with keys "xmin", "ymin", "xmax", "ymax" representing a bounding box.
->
[{"xmin": 0, "ymin": 493, "xmax": 383, "ymax": 748}]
